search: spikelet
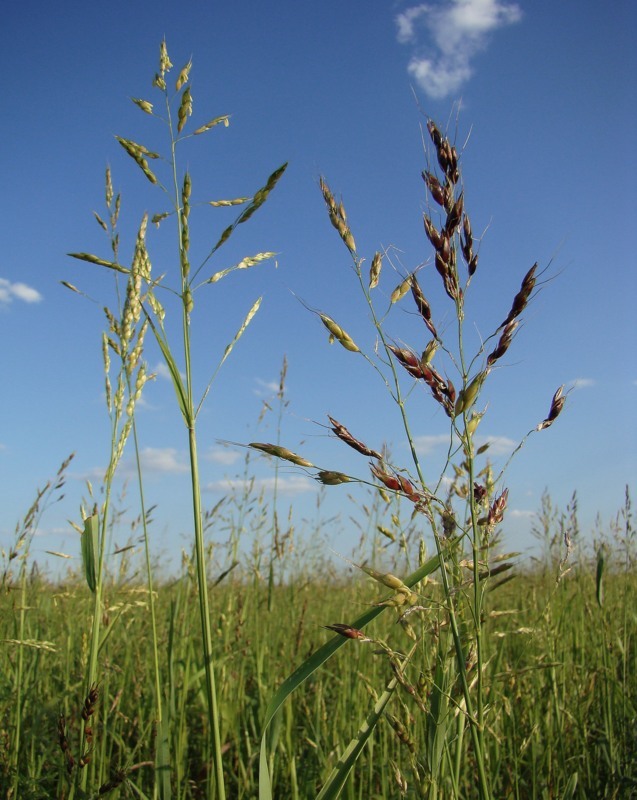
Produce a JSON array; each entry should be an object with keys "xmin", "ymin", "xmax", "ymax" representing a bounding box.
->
[
  {"xmin": 369, "ymin": 251, "xmax": 382, "ymax": 289},
  {"xmin": 316, "ymin": 470, "xmax": 351, "ymax": 485},
  {"xmin": 537, "ymin": 385, "xmax": 566, "ymax": 430},
  {"xmin": 177, "ymin": 86, "xmax": 192, "ymax": 133},
  {"xmin": 131, "ymin": 97, "xmax": 153, "ymax": 114},
  {"xmin": 176, "ymin": 58, "xmax": 192, "ymax": 90},
  {"xmin": 249, "ymin": 442, "xmax": 314, "ymax": 468},
  {"xmin": 390, "ymin": 276, "xmax": 412, "ymax": 304},
  {"xmin": 319, "ymin": 176, "xmax": 356, "ymax": 253},
  {"xmin": 320, "ymin": 314, "xmax": 360, "ymax": 352},
  {"xmin": 328, "ymin": 415, "xmax": 383, "ymax": 460}
]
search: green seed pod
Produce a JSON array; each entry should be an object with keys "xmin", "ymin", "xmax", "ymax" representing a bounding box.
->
[
  {"xmin": 317, "ymin": 470, "xmax": 351, "ymax": 485},
  {"xmin": 454, "ymin": 371, "xmax": 486, "ymax": 417},
  {"xmin": 320, "ymin": 314, "xmax": 359, "ymax": 352},
  {"xmin": 421, "ymin": 339, "xmax": 438, "ymax": 365},
  {"xmin": 390, "ymin": 277, "xmax": 412, "ymax": 304}
]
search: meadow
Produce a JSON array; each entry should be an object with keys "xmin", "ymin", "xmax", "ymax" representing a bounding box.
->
[
  {"xmin": 1, "ymin": 489, "xmax": 635, "ymax": 799},
  {"xmin": 1, "ymin": 42, "xmax": 635, "ymax": 799}
]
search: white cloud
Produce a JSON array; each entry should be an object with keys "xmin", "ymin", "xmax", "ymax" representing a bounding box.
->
[
  {"xmin": 413, "ymin": 432, "xmax": 515, "ymax": 457},
  {"xmin": 475, "ymin": 434, "xmax": 516, "ymax": 456},
  {"xmin": 139, "ymin": 447, "xmax": 189, "ymax": 474},
  {"xmin": 253, "ymin": 377, "xmax": 280, "ymax": 397},
  {"xmin": 152, "ymin": 361, "xmax": 185, "ymax": 382},
  {"xmin": 396, "ymin": 4, "xmax": 429, "ymax": 43},
  {"xmin": 0, "ymin": 278, "xmax": 43, "ymax": 305},
  {"xmin": 396, "ymin": 0, "xmax": 523, "ymax": 99},
  {"xmin": 207, "ymin": 475, "xmax": 314, "ymax": 496},
  {"xmin": 509, "ymin": 508, "xmax": 535, "ymax": 519},
  {"xmin": 568, "ymin": 377, "xmax": 595, "ymax": 390},
  {"xmin": 413, "ymin": 433, "xmax": 451, "ymax": 454},
  {"xmin": 204, "ymin": 446, "xmax": 241, "ymax": 466}
]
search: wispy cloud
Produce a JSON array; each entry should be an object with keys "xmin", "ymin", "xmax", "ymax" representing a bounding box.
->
[
  {"xmin": 413, "ymin": 433, "xmax": 451, "ymax": 455},
  {"xmin": 413, "ymin": 432, "xmax": 515, "ymax": 456},
  {"xmin": 0, "ymin": 278, "xmax": 43, "ymax": 305},
  {"xmin": 475, "ymin": 435, "xmax": 516, "ymax": 456},
  {"xmin": 138, "ymin": 447, "xmax": 189, "ymax": 474},
  {"xmin": 253, "ymin": 377, "xmax": 280, "ymax": 397},
  {"xmin": 568, "ymin": 377, "xmax": 595, "ymax": 390},
  {"xmin": 204, "ymin": 446, "xmax": 241, "ymax": 466},
  {"xmin": 206, "ymin": 475, "xmax": 314, "ymax": 496},
  {"xmin": 152, "ymin": 361, "xmax": 186, "ymax": 382},
  {"xmin": 395, "ymin": 0, "xmax": 523, "ymax": 99},
  {"xmin": 509, "ymin": 508, "xmax": 535, "ymax": 520}
]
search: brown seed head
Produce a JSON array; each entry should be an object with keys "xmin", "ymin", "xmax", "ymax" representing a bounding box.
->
[
  {"xmin": 487, "ymin": 320, "xmax": 519, "ymax": 367},
  {"xmin": 423, "ymin": 215, "xmax": 444, "ymax": 250},
  {"xmin": 501, "ymin": 263, "xmax": 537, "ymax": 327},
  {"xmin": 537, "ymin": 385, "xmax": 566, "ymax": 430},
  {"xmin": 322, "ymin": 623, "xmax": 368, "ymax": 640},
  {"xmin": 445, "ymin": 193, "xmax": 464, "ymax": 235},
  {"xmin": 422, "ymin": 170, "xmax": 449, "ymax": 207},
  {"xmin": 388, "ymin": 344, "xmax": 426, "ymax": 379},
  {"xmin": 328, "ymin": 415, "xmax": 383, "ymax": 460},
  {"xmin": 487, "ymin": 488, "xmax": 509, "ymax": 528}
]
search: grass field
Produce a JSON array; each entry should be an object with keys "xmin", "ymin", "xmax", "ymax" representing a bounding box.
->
[{"xmin": 1, "ymin": 495, "xmax": 635, "ymax": 798}]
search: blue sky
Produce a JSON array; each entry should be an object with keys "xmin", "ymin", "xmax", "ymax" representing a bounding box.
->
[{"xmin": 1, "ymin": 1, "xmax": 635, "ymax": 574}]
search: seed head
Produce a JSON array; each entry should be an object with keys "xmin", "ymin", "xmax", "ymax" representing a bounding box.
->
[
  {"xmin": 249, "ymin": 442, "xmax": 314, "ymax": 468},
  {"xmin": 328, "ymin": 415, "xmax": 383, "ymax": 460},
  {"xmin": 369, "ymin": 251, "xmax": 382, "ymax": 289},
  {"xmin": 320, "ymin": 314, "xmax": 359, "ymax": 352},
  {"xmin": 487, "ymin": 488, "xmax": 509, "ymax": 529},
  {"xmin": 316, "ymin": 470, "xmax": 351, "ymax": 485},
  {"xmin": 177, "ymin": 86, "xmax": 193, "ymax": 133},
  {"xmin": 501, "ymin": 263, "xmax": 537, "ymax": 327},
  {"xmin": 537, "ymin": 385, "xmax": 566, "ymax": 430},
  {"xmin": 176, "ymin": 57, "xmax": 192, "ymax": 91},
  {"xmin": 390, "ymin": 276, "xmax": 412, "ymax": 304},
  {"xmin": 322, "ymin": 623, "xmax": 369, "ymax": 640}
]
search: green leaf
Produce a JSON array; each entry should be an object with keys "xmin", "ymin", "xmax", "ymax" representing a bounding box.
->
[
  {"xmin": 156, "ymin": 714, "xmax": 172, "ymax": 800},
  {"xmin": 316, "ymin": 678, "xmax": 398, "ymax": 799},
  {"xmin": 258, "ymin": 553, "xmax": 441, "ymax": 798},
  {"xmin": 81, "ymin": 514, "xmax": 99, "ymax": 593},
  {"xmin": 143, "ymin": 310, "xmax": 190, "ymax": 425}
]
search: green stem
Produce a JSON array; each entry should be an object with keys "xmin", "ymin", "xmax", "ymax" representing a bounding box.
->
[
  {"xmin": 168, "ymin": 92, "xmax": 226, "ymax": 800},
  {"xmin": 187, "ymin": 424, "xmax": 226, "ymax": 800}
]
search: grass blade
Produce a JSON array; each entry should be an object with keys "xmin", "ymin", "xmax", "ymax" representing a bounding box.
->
[
  {"xmin": 81, "ymin": 513, "xmax": 99, "ymax": 593},
  {"xmin": 316, "ymin": 677, "xmax": 398, "ymax": 800},
  {"xmin": 259, "ymin": 553, "xmax": 440, "ymax": 798}
]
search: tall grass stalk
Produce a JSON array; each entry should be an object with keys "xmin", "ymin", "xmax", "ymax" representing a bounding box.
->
[
  {"xmin": 69, "ymin": 40, "xmax": 286, "ymax": 798},
  {"xmin": 253, "ymin": 119, "xmax": 567, "ymax": 798}
]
